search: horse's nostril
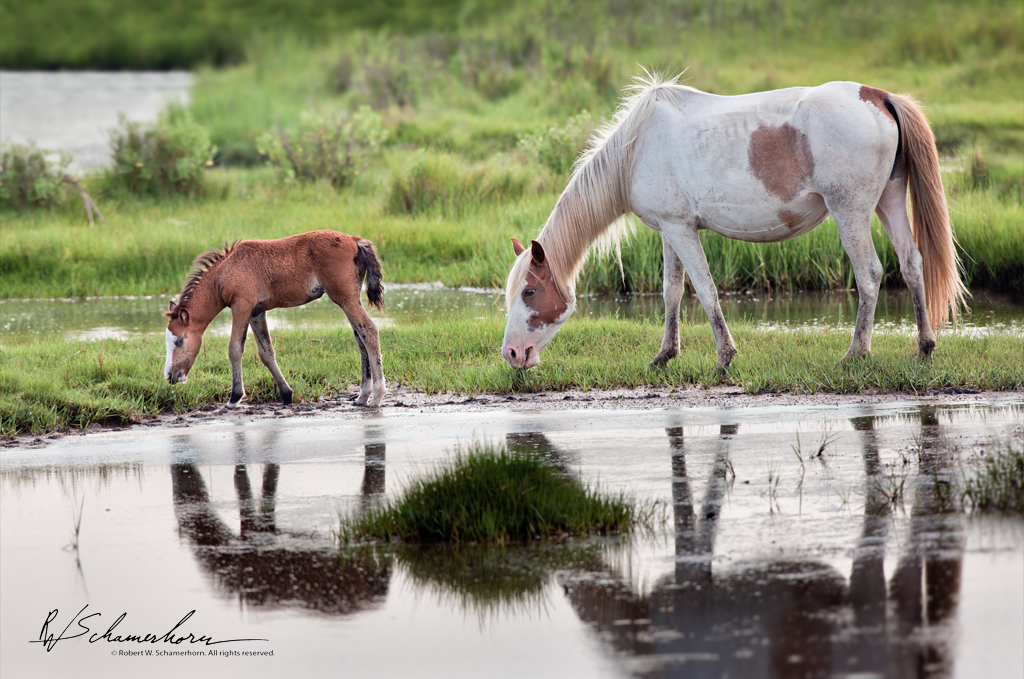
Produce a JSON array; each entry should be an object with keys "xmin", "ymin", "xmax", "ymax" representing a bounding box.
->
[
  {"xmin": 525, "ymin": 346, "xmax": 532, "ymax": 360},
  {"xmin": 510, "ymin": 348, "xmax": 517, "ymax": 359}
]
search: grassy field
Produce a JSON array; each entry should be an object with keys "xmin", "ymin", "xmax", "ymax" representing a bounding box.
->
[
  {"xmin": 2, "ymin": 0, "xmax": 1022, "ymax": 298},
  {"xmin": 2, "ymin": 315, "xmax": 1021, "ymax": 435}
]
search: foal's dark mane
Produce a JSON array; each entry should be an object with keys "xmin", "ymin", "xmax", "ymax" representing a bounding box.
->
[{"xmin": 170, "ymin": 242, "xmax": 237, "ymax": 315}]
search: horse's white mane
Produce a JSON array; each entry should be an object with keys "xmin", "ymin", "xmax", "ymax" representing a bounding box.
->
[{"xmin": 506, "ymin": 71, "xmax": 695, "ymax": 309}]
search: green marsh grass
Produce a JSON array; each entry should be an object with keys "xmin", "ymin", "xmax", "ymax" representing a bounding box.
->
[
  {"xmin": 337, "ymin": 440, "xmax": 638, "ymax": 543},
  {"xmin": 962, "ymin": 440, "xmax": 1024, "ymax": 513},
  {"xmin": 2, "ymin": 316, "xmax": 1022, "ymax": 435}
]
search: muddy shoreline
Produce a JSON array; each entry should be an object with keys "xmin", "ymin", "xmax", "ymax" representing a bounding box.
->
[{"xmin": 6, "ymin": 385, "xmax": 1021, "ymax": 450}]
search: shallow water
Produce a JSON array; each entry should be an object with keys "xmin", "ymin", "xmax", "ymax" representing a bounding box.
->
[
  {"xmin": 2, "ymin": 400, "xmax": 1022, "ymax": 678},
  {"xmin": 0, "ymin": 71, "xmax": 192, "ymax": 172},
  {"xmin": 1, "ymin": 286, "xmax": 1021, "ymax": 345}
]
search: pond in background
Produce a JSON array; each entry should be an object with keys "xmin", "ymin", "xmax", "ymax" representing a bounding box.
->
[
  {"xmin": 2, "ymin": 400, "xmax": 1022, "ymax": 678},
  {"xmin": 0, "ymin": 71, "xmax": 193, "ymax": 172},
  {"xmin": 1, "ymin": 286, "xmax": 1021, "ymax": 346}
]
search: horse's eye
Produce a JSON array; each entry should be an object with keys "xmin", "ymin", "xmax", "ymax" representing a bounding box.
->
[
  {"xmin": 523, "ymin": 288, "xmax": 536, "ymax": 298},
  {"xmin": 174, "ymin": 337, "xmax": 184, "ymax": 347}
]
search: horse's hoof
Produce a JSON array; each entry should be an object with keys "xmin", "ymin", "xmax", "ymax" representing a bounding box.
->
[
  {"xmin": 918, "ymin": 338, "xmax": 936, "ymax": 360},
  {"xmin": 650, "ymin": 351, "xmax": 676, "ymax": 367},
  {"xmin": 281, "ymin": 391, "xmax": 293, "ymax": 406}
]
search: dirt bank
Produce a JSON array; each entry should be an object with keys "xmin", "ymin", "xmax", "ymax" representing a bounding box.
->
[{"xmin": 6, "ymin": 385, "xmax": 1021, "ymax": 449}]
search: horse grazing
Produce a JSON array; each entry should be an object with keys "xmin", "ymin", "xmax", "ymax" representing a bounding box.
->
[
  {"xmin": 502, "ymin": 74, "xmax": 967, "ymax": 373},
  {"xmin": 164, "ymin": 230, "xmax": 387, "ymax": 407}
]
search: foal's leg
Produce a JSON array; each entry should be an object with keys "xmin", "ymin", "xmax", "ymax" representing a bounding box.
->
[
  {"xmin": 227, "ymin": 307, "xmax": 251, "ymax": 407},
  {"xmin": 344, "ymin": 305, "xmax": 386, "ymax": 407},
  {"xmin": 350, "ymin": 329, "xmax": 373, "ymax": 406},
  {"xmin": 874, "ymin": 178, "xmax": 936, "ymax": 358},
  {"xmin": 661, "ymin": 222, "xmax": 737, "ymax": 376},
  {"xmin": 249, "ymin": 312, "xmax": 294, "ymax": 405},
  {"xmin": 652, "ymin": 233, "xmax": 687, "ymax": 366},
  {"xmin": 831, "ymin": 204, "xmax": 884, "ymax": 360}
]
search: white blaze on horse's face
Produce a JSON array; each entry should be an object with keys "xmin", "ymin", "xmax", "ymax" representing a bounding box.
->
[
  {"xmin": 164, "ymin": 301, "xmax": 197, "ymax": 384},
  {"xmin": 502, "ymin": 239, "xmax": 574, "ymax": 369}
]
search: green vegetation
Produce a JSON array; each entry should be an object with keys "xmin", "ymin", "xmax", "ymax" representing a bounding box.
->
[
  {"xmin": 2, "ymin": 0, "xmax": 1021, "ymax": 297},
  {"xmin": 106, "ymin": 105, "xmax": 215, "ymax": 198},
  {"xmin": 962, "ymin": 440, "xmax": 1024, "ymax": 513},
  {"xmin": 2, "ymin": 316, "xmax": 1021, "ymax": 435},
  {"xmin": 338, "ymin": 440, "xmax": 638, "ymax": 543},
  {"xmin": 257, "ymin": 106, "xmax": 388, "ymax": 189},
  {"xmin": 0, "ymin": 143, "xmax": 71, "ymax": 209}
]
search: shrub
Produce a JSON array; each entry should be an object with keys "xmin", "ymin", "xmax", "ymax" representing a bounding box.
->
[
  {"xmin": 517, "ymin": 111, "xmax": 596, "ymax": 176},
  {"xmin": 107, "ymin": 104, "xmax": 215, "ymax": 197},
  {"xmin": 387, "ymin": 151, "xmax": 549, "ymax": 216},
  {"xmin": 0, "ymin": 143, "xmax": 70, "ymax": 209},
  {"xmin": 257, "ymin": 106, "xmax": 388, "ymax": 189}
]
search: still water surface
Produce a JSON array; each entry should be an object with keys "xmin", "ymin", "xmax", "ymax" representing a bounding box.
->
[
  {"xmin": 1, "ymin": 286, "xmax": 1021, "ymax": 345},
  {"xmin": 2, "ymin": 400, "xmax": 1021, "ymax": 678}
]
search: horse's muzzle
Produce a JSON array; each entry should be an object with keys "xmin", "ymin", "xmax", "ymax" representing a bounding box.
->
[{"xmin": 502, "ymin": 342, "xmax": 539, "ymax": 369}]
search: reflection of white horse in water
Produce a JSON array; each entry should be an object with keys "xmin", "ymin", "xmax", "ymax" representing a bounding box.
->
[{"xmin": 502, "ymin": 74, "xmax": 967, "ymax": 372}]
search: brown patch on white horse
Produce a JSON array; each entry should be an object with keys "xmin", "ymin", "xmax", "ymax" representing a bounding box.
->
[
  {"xmin": 859, "ymin": 85, "xmax": 897, "ymax": 123},
  {"xmin": 164, "ymin": 230, "xmax": 388, "ymax": 407},
  {"xmin": 748, "ymin": 123, "xmax": 815, "ymax": 202},
  {"xmin": 503, "ymin": 238, "xmax": 572, "ymax": 368}
]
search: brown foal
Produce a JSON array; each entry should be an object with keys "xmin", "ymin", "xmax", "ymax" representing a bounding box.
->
[{"xmin": 164, "ymin": 230, "xmax": 387, "ymax": 407}]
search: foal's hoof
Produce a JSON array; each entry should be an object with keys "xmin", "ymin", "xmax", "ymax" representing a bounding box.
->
[
  {"xmin": 226, "ymin": 391, "xmax": 245, "ymax": 409},
  {"xmin": 280, "ymin": 390, "xmax": 293, "ymax": 406}
]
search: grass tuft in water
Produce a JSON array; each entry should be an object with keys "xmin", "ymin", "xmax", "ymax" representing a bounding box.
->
[
  {"xmin": 339, "ymin": 441, "xmax": 638, "ymax": 544},
  {"xmin": 962, "ymin": 440, "xmax": 1024, "ymax": 513}
]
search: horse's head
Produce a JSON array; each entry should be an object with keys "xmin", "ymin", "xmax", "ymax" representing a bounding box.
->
[
  {"xmin": 164, "ymin": 300, "xmax": 201, "ymax": 384},
  {"xmin": 502, "ymin": 238, "xmax": 574, "ymax": 369}
]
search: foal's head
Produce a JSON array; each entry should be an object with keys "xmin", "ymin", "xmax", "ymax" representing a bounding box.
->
[
  {"xmin": 502, "ymin": 238, "xmax": 575, "ymax": 369},
  {"xmin": 164, "ymin": 300, "xmax": 202, "ymax": 384}
]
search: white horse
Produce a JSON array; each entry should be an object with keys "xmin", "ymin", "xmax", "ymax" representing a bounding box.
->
[{"xmin": 502, "ymin": 74, "xmax": 967, "ymax": 373}]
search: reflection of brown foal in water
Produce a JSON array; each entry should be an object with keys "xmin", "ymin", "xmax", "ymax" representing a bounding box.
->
[{"xmin": 164, "ymin": 230, "xmax": 387, "ymax": 407}]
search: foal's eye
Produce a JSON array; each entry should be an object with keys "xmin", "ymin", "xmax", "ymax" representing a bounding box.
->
[
  {"xmin": 174, "ymin": 337, "xmax": 184, "ymax": 347},
  {"xmin": 523, "ymin": 288, "xmax": 536, "ymax": 298}
]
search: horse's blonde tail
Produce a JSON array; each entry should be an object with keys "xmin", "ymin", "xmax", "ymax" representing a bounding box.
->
[
  {"xmin": 887, "ymin": 93, "xmax": 968, "ymax": 333},
  {"xmin": 356, "ymin": 239, "xmax": 385, "ymax": 310}
]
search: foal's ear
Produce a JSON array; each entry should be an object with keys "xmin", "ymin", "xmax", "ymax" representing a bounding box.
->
[
  {"xmin": 530, "ymin": 240, "xmax": 546, "ymax": 266},
  {"xmin": 511, "ymin": 237, "xmax": 526, "ymax": 257},
  {"xmin": 179, "ymin": 309, "xmax": 190, "ymax": 326},
  {"xmin": 164, "ymin": 300, "xmax": 176, "ymax": 318}
]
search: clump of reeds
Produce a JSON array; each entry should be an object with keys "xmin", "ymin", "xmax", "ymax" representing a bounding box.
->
[
  {"xmin": 962, "ymin": 441, "xmax": 1024, "ymax": 513},
  {"xmin": 338, "ymin": 440, "xmax": 638, "ymax": 544}
]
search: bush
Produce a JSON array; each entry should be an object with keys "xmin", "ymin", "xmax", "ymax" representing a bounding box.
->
[
  {"xmin": 107, "ymin": 104, "xmax": 215, "ymax": 197},
  {"xmin": 0, "ymin": 143, "xmax": 70, "ymax": 209},
  {"xmin": 257, "ymin": 106, "xmax": 388, "ymax": 190},
  {"xmin": 387, "ymin": 151, "xmax": 549, "ymax": 216},
  {"xmin": 517, "ymin": 111, "xmax": 596, "ymax": 176}
]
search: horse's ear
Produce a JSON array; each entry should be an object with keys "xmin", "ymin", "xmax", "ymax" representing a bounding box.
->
[
  {"xmin": 179, "ymin": 308, "xmax": 190, "ymax": 326},
  {"xmin": 164, "ymin": 300, "xmax": 176, "ymax": 318},
  {"xmin": 530, "ymin": 240, "xmax": 546, "ymax": 266},
  {"xmin": 511, "ymin": 237, "xmax": 526, "ymax": 257}
]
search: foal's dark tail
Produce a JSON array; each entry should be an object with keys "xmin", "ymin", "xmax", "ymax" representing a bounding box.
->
[{"xmin": 355, "ymin": 239, "xmax": 385, "ymax": 310}]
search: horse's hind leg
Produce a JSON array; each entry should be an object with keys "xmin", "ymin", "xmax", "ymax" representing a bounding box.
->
[
  {"xmin": 652, "ymin": 233, "xmax": 686, "ymax": 366},
  {"xmin": 661, "ymin": 222, "xmax": 737, "ymax": 376},
  {"xmin": 831, "ymin": 204, "xmax": 884, "ymax": 360},
  {"xmin": 351, "ymin": 328, "xmax": 373, "ymax": 406},
  {"xmin": 874, "ymin": 177, "xmax": 936, "ymax": 358},
  {"xmin": 335, "ymin": 300, "xmax": 386, "ymax": 407},
  {"xmin": 249, "ymin": 312, "xmax": 294, "ymax": 405}
]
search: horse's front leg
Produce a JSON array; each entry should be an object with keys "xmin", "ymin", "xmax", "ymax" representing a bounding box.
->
[
  {"xmin": 249, "ymin": 312, "xmax": 294, "ymax": 405},
  {"xmin": 652, "ymin": 233, "xmax": 687, "ymax": 366},
  {"xmin": 226, "ymin": 307, "xmax": 251, "ymax": 407},
  {"xmin": 661, "ymin": 222, "xmax": 737, "ymax": 377}
]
